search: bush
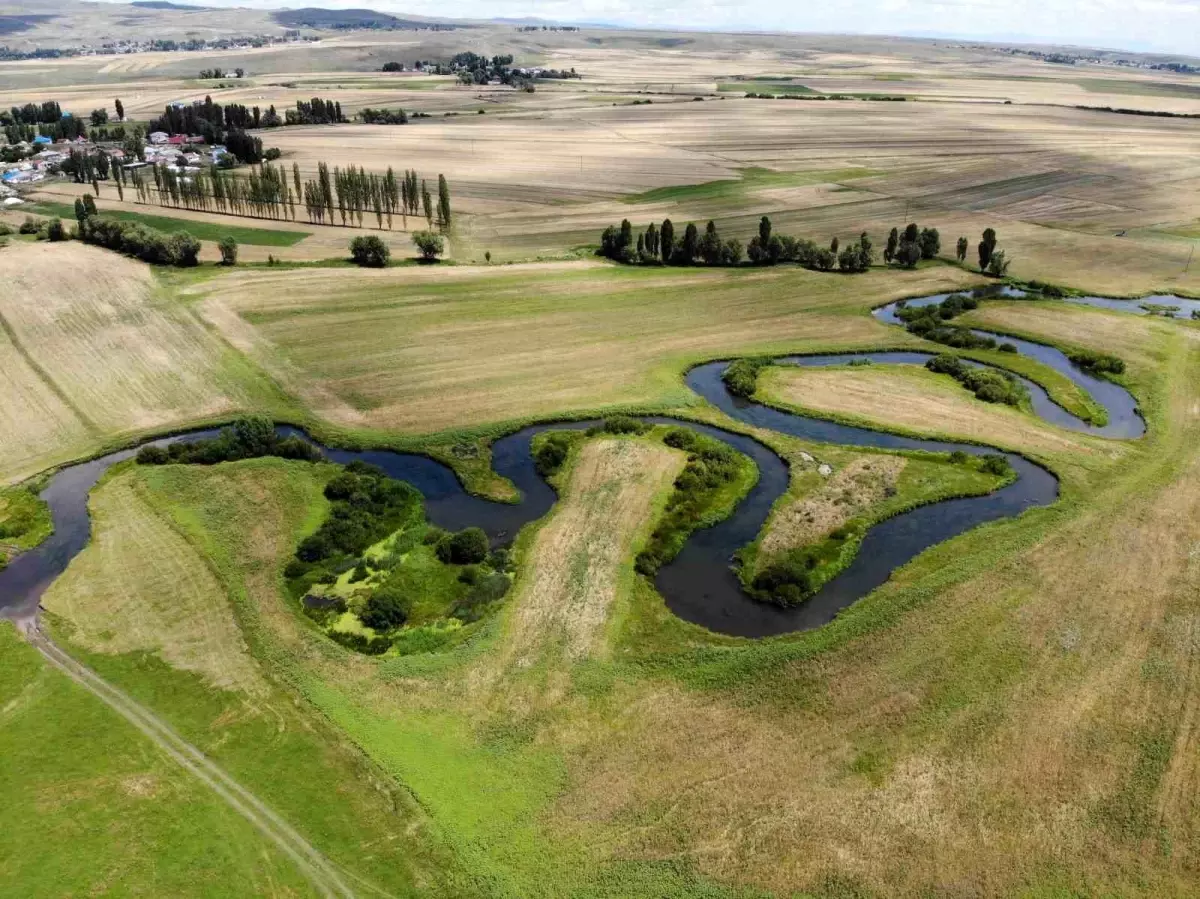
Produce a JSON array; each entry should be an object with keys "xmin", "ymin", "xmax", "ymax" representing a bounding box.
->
[
  {"xmin": 0, "ymin": 223, "xmax": 12, "ymax": 237},
  {"xmin": 411, "ymin": 230, "xmax": 444, "ymax": 261},
  {"xmin": 588, "ymin": 415, "xmax": 647, "ymax": 436},
  {"xmin": 170, "ymin": 231, "xmax": 200, "ymax": 266},
  {"xmin": 534, "ymin": 432, "xmax": 573, "ymax": 476},
  {"xmin": 722, "ymin": 357, "xmax": 770, "ymax": 397},
  {"xmin": 1068, "ymin": 349, "xmax": 1125, "ymax": 375},
  {"xmin": 361, "ymin": 587, "xmax": 408, "ymax": 630},
  {"xmin": 328, "ymin": 629, "xmax": 391, "ymax": 655},
  {"xmin": 18, "ymin": 216, "xmax": 40, "ymax": 235},
  {"xmin": 981, "ymin": 454, "xmax": 1013, "ymax": 477},
  {"xmin": 451, "ymin": 572, "xmax": 511, "ymax": 622},
  {"xmin": 350, "ymin": 235, "xmax": 390, "ymax": 267},
  {"xmin": 218, "ymin": 236, "xmax": 238, "ymax": 265},
  {"xmin": 436, "ymin": 527, "xmax": 489, "ymax": 565},
  {"xmin": 77, "ymin": 216, "xmax": 202, "ymax": 267},
  {"xmin": 998, "ymin": 342, "xmax": 1017, "ymax": 353},
  {"xmin": 263, "ymin": 147, "xmax": 282, "ymax": 161},
  {"xmin": 136, "ymin": 444, "xmax": 170, "ymax": 465},
  {"xmin": 948, "ymin": 450, "xmax": 971, "ymax": 465},
  {"xmin": 45, "ymin": 218, "xmax": 67, "ymax": 241}
]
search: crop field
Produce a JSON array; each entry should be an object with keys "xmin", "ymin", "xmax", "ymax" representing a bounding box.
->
[
  {"xmin": 192, "ymin": 260, "xmax": 975, "ymax": 434},
  {"xmin": 0, "ymin": 242, "xmax": 288, "ymax": 482},
  {"xmin": 6, "ymin": 15, "xmax": 1200, "ymax": 899}
]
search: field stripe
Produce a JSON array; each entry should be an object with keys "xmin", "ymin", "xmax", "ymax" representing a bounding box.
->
[{"xmin": 0, "ymin": 309, "xmax": 98, "ymax": 434}]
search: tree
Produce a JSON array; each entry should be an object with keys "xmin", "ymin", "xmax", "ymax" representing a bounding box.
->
[
  {"xmin": 986, "ymin": 249, "xmax": 1010, "ymax": 277},
  {"xmin": 437, "ymin": 173, "xmax": 451, "ymax": 230},
  {"xmin": 114, "ymin": 98, "xmax": 124, "ymax": 121},
  {"xmin": 895, "ymin": 239, "xmax": 921, "ymax": 268},
  {"xmin": 421, "ymin": 180, "xmax": 433, "ymax": 227},
  {"xmin": 73, "ymin": 198, "xmax": 87, "ymax": 223},
  {"xmin": 46, "ymin": 218, "xmax": 67, "ymax": 241},
  {"xmin": 885, "ymin": 227, "xmax": 899, "ymax": 264},
  {"xmin": 830, "ymin": 236, "xmax": 839, "ymax": 255},
  {"xmin": 700, "ymin": 220, "xmax": 723, "ymax": 265},
  {"xmin": 721, "ymin": 238, "xmax": 743, "ymax": 265},
  {"xmin": 978, "ymin": 228, "xmax": 997, "ymax": 272},
  {"xmin": 759, "ymin": 215, "xmax": 771, "ymax": 247},
  {"xmin": 218, "ymin": 236, "xmax": 238, "ymax": 265},
  {"xmin": 436, "ymin": 527, "xmax": 489, "ymax": 564},
  {"xmin": 619, "ymin": 219, "xmax": 633, "ymax": 252},
  {"xmin": 903, "ymin": 222, "xmax": 919, "ymax": 244},
  {"xmin": 361, "ymin": 588, "xmax": 407, "ymax": 631},
  {"xmin": 676, "ymin": 222, "xmax": 700, "ymax": 264},
  {"xmin": 170, "ymin": 232, "xmax": 201, "ymax": 266},
  {"xmin": 660, "ymin": 219, "xmax": 675, "ymax": 264},
  {"xmin": 90, "ymin": 108, "xmax": 108, "ymax": 127},
  {"xmin": 350, "ymin": 234, "xmax": 390, "ymax": 267},
  {"xmin": 918, "ymin": 227, "xmax": 940, "ymax": 260},
  {"xmin": 412, "ymin": 230, "xmax": 444, "ymax": 261},
  {"xmin": 83, "ymin": 194, "xmax": 97, "ymax": 217},
  {"xmin": 956, "ymin": 236, "xmax": 968, "ymax": 262}
]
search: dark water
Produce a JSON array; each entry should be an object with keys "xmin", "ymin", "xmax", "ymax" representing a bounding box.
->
[{"xmin": 0, "ymin": 287, "xmax": 1145, "ymax": 637}]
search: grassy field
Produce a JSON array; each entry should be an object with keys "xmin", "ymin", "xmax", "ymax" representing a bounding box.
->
[
  {"xmin": 0, "ymin": 241, "xmax": 296, "ymax": 483},
  {"xmin": 194, "ymin": 260, "xmax": 978, "ymax": 435},
  {"xmin": 35, "ymin": 309, "xmax": 1200, "ymax": 894},
  {"xmin": 0, "ymin": 622, "xmax": 321, "ymax": 897},
  {"xmin": 40, "ymin": 459, "xmax": 469, "ymax": 897},
  {"xmin": 30, "ymin": 203, "xmax": 312, "ymax": 247}
]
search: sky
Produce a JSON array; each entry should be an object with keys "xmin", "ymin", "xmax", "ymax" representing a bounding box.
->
[{"xmin": 95, "ymin": 0, "xmax": 1200, "ymax": 55}]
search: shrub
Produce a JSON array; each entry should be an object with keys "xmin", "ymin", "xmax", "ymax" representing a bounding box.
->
[
  {"xmin": 350, "ymin": 235, "xmax": 390, "ymax": 267},
  {"xmin": 534, "ymin": 432, "xmax": 573, "ymax": 476},
  {"xmin": 18, "ymin": 216, "xmax": 40, "ymax": 235},
  {"xmin": 328, "ymin": 629, "xmax": 391, "ymax": 655},
  {"xmin": 436, "ymin": 527, "xmax": 489, "ymax": 565},
  {"xmin": 948, "ymin": 450, "xmax": 970, "ymax": 465},
  {"xmin": 998, "ymin": 342, "xmax": 1017, "ymax": 353},
  {"xmin": 588, "ymin": 415, "xmax": 646, "ymax": 436},
  {"xmin": 451, "ymin": 572, "xmax": 511, "ymax": 622},
  {"xmin": 136, "ymin": 444, "xmax": 170, "ymax": 465},
  {"xmin": 0, "ymin": 223, "xmax": 12, "ymax": 237},
  {"xmin": 981, "ymin": 454, "xmax": 1013, "ymax": 477},
  {"xmin": 170, "ymin": 232, "xmax": 201, "ymax": 266},
  {"xmin": 263, "ymin": 147, "xmax": 282, "ymax": 161},
  {"xmin": 411, "ymin": 230, "xmax": 444, "ymax": 261},
  {"xmin": 361, "ymin": 587, "xmax": 408, "ymax": 630},
  {"xmin": 218, "ymin": 236, "xmax": 238, "ymax": 265},
  {"xmin": 722, "ymin": 356, "xmax": 770, "ymax": 397},
  {"xmin": 45, "ymin": 218, "xmax": 67, "ymax": 241},
  {"xmin": 1068, "ymin": 350, "xmax": 1125, "ymax": 375}
]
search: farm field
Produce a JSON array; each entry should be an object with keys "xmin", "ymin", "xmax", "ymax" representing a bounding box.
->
[{"xmin": 4, "ymin": 12, "xmax": 1200, "ymax": 899}]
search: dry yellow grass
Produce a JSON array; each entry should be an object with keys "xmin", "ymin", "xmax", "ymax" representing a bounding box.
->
[
  {"xmin": 0, "ymin": 242, "xmax": 276, "ymax": 482},
  {"xmin": 42, "ymin": 469, "xmax": 264, "ymax": 694},
  {"xmin": 195, "ymin": 261, "xmax": 972, "ymax": 434},
  {"xmin": 504, "ymin": 438, "xmax": 684, "ymax": 665},
  {"xmin": 758, "ymin": 455, "xmax": 905, "ymax": 561},
  {"xmin": 760, "ymin": 364, "xmax": 1096, "ymax": 456}
]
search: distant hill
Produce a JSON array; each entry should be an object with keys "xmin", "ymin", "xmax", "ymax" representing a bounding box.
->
[
  {"xmin": 271, "ymin": 8, "xmax": 463, "ymax": 30},
  {"xmin": 0, "ymin": 14, "xmax": 56, "ymax": 35},
  {"xmin": 130, "ymin": 1, "xmax": 211, "ymax": 9}
]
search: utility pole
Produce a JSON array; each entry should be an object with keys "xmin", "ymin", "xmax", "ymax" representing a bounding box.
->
[{"xmin": 1186, "ymin": 243, "xmax": 1194, "ymax": 274}]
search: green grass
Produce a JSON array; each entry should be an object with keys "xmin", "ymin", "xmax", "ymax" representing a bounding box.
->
[
  {"xmin": 30, "ymin": 203, "xmax": 311, "ymax": 247},
  {"xmin": 622, "ymin": 166, "xmax": 879, "ymax": 205},
  {"xmin": 0, "ymin": 622, "xmax": 319, "ymax": 897},
  {"xmin": 0, "ymin": 484, "xmax": 51, "ymax": 564}
]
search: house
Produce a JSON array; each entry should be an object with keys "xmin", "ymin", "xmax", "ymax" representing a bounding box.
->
[
  {"xmin": 149, "ymin": 131, "xmax": 169, "ymax": 145},
  {"xmin": 168, "ymin": 135, "xmax": 186, "ymax": 146},
  {"xmin": 183, "ymin": 152, "xmax": 201, "ymax": 165},
  {"xmin": 187, "ymin": 135, "xmax": 207, "ymax": 145},
  {"xmin": 32, "ymin": 135, "xmax": 52, "ymax": 146}
]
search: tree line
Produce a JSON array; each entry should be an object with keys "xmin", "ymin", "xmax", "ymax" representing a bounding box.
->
[
  {"xmin": 147, "ymin": 96, "xmax": 346, "ymax": 144},
  {"xmin": 123, "ymin": 160, "xmax": 452, "ymax": 231},
  {"xmin": 599, "ymin": 217, "xmax": 1011, "ymax": 276}
]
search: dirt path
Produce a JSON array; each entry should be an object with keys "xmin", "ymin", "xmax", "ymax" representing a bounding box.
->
[{"xmin": 19, "ymin": 618, "xmax": 358, "ymax": 899}]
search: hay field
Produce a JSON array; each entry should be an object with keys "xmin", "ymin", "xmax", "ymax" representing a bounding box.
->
[
  {"xmin": 195, "ymin": 260, "xmax": 974, "ymax": 434},
  {"xmin": 759, "ymin": 364, "xmax": 1098, "ymax": 456},
  {"xmin": 0, "ymin": 242, "xmax": 284, "ymax": 482},
  {"xmin": 504, "ymin": 437, "xmax": 684, "ymax": 665}
]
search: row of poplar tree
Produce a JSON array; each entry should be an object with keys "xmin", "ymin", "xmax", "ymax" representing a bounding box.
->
[{"xmin": 117, "ymin": 160, "xmax": 452, "ymax": 230}]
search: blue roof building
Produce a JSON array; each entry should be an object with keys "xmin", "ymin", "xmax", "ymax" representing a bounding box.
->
[{"xmin": 32, "ymin": 135, "xmax": 52, "ymax": 145}]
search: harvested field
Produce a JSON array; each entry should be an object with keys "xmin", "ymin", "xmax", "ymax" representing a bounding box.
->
[
  {"xmin": 195, "ymin": 261, "xmax": 973, "ymax": 433},
  {"xmin": 759, "ymin": 363, "xmax": 1098, "ymax": 456},
  {"xmin": 505, "ymin": 437, "xmax": 684, "ymax": 664},
  {"xmin": 42, "ymin": 470, "xmax": 264, "ymax": 694},
  {"xmin": 0, "ymin": 242, "xmax": 283, "ymax": 481}
]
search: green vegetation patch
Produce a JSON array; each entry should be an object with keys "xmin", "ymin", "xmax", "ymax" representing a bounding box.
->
[
  {"xmin": 0, "ymin": 484, "xmax": 51, "ymax": 567},
  {"xmin": 30, "ymin": 202, "xmax": 311, "ymax": 246},
  {"xmin": 622, "ymin": 166, "xmax": 878, "ymax": 205}
]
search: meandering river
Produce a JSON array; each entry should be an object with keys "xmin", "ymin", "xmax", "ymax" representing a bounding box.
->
[{"xmin": 0, "ymin": 288, "xmax": 1147, "ymax": 637}]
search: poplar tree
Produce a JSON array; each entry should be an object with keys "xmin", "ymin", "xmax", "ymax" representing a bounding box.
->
[
  {"xmin": 422, "ymin": 179, "xmax": 433, "ymax": 227},
  {"xmin": 437, "ymin": 173, "xmax": 451, "ymax": 230}
]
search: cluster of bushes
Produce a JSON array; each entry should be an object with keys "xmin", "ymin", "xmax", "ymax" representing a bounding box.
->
[
  {"xmin": 78, "ymin": 216, "xmax": 201, "ymax": 267},
  {"xmin": 883, "ymin": 223, "xmax": 939, "ymax": 268},
  {"xmin": 596, "ymin": 216, "xmax": 874, "ymax": 273},
  {"xmin": 926, "ymin": 354, "xmax": 1027, "ymax": 405},
  {"xmin": 534, "ymin": 432, "xmax": 575, "ymax": 476},
  {"xmin": 136, "ymin": 417, "xmax": 321, "ymax": 466},
  {"xmin": 635, "ymin": 428, "xmax": 745, "ymax": 576},
  {"xmin": 586, "ymin": 415, "xmax": 648, "ymax": 437},
  {"xmin": 349, "ymin": 234, "xmax": 390, "ymax": 267},
  {"xmin": 1068, "ymin": 350, "xmax": 1125, "ymax": 375},
  {"xmin": 434, "ymin": 527, "xmax": 489, "ymax": 564},
  {"xmin": 449, "ymin": 568, "xmax": 512, "ymax": 623},
  {"xmin": 292, "ymin": 463, "xmax": 422, "ymax": 569},
  {"xmin": 750, "ymin": 522, "xmax": 865, "ymax": 606},
  {"xmin": 896, "ymin": 294, "xmax": 1001, "ymax": 350},
  {"xmin": 722, "ymin": 356, "xmax": 771, "ymax": 397}
]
